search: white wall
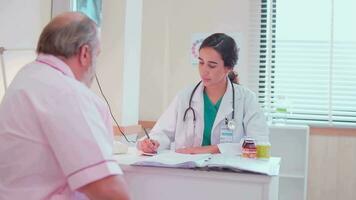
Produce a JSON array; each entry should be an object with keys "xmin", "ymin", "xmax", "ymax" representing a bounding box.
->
[
  {"xmin": 49, "ymin": 0, "xmax": 132, "ymax": 125},
  {"xmin": 0, "ymin": 0, "xmax": 51, "ymax": 98},
  {"xmin": 51, "ymin": 0, "xmax": 71, "ymax": 17},
  {"xmin": 0, "ymin": 0, "xmax": 258, "ymax": 125},
  {"xmin": 92, "ymin": 0, "xmax": 126, "ymax": 123},
  {"xmin": 50, "ymin": 0, "xmax": 257, "ymax": 126},
  {"xmin": 0, "ymin": 0, "xmax": 50, "ymax": 49},
  {"xmin": 139, "ymin": 0, "xmax": 254, "ymax": 121},
  {"xmin": 121, "ymin": 0, "xmax": 143, "ymax": 126},
  {"xmin": 37, "ymin": 0, "xmax": 142, "ymax": 126}
]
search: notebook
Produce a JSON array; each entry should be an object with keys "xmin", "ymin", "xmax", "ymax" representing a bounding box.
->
[
  {"xmin": 133, "ymin": 152, "xmax": 211, "ymax": 168},
  {"xmin": 132, "ymin": 151, "xmax": 281, "ymax": 176}
]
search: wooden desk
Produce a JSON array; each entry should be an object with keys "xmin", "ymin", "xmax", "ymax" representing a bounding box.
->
[{"xmin": 114, "ymin": 148, "xmax": 279, "ymax": 200}]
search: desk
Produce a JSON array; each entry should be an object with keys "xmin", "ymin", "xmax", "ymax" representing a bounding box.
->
[{"xmin": 114, "ymin": 148, "xmax": 279, "ymax": 200}]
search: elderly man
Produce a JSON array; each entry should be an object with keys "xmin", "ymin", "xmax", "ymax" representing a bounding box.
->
[{"xmin": 0, "ymin": 12, "xmax": 130, "ymax": 200}]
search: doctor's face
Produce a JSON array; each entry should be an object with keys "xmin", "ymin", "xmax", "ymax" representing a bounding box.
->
[{"xmin": 198, "ymin": 47, "xmax": 230, "ymax": 87}]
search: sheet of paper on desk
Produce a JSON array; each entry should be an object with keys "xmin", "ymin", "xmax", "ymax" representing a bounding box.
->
[
  {"xmin": 133, "ymin": 151, "xmax": 211, "ymax": 168},
  {"xmin": 207, "ymin": 155, "xmax": 281, "ymax": 176},
  {"xmin": 132, "ymin": 151, "xmax": 281, "ymax": 176}
]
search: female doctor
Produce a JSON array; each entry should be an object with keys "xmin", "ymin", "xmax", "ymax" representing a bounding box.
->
[{"xmin": 138, "ymin": 33, "xmax": 269, "ymax": 154}]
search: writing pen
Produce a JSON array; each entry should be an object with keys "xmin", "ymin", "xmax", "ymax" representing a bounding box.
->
[
  {"xmin": 143, "ymin": 127, "xmax": 150, "ymax": 139},
  {"xmin": 142, "ymin": 127, "xmax": 158, "ymax": 154},
  {"xmin": 142, "ymin": 127, "xmax": 157, "ymax": 155}
]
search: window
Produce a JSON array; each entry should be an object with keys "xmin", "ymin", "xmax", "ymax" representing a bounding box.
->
[
  {"xmin": 256, "ymin": 0, "xmax": 356, "ymax": 127},
  {"xmin": 72, "ymin": 0, "xmax": 102, "ymax": 25}
]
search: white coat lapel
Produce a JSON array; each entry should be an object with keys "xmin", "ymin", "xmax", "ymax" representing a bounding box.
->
[
  {"xmin": 212, "ymin": 81, "xmax": 241, "ymax": 132},
  {"xmin": 191, "ymin": 82, "xmax": 205, "ymax": 145},
  {"xmin": 191, "ymin": 82, "xmax": 205, "ymax": 119}
]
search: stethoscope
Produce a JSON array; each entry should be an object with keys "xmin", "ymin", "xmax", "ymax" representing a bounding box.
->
[{"xmin": 183, "ymin": 78, "xmax": 236, "ymax": 131}]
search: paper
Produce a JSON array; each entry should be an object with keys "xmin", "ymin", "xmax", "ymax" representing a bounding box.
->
[
  {"xmin": 133, "ymin": 151, "xmax": 211, "ymax": 168},
  {"xmin": 113, "ymin": 141, "xmax": 128, "ymax": 154},
  {"xmin": 132, "ymin": 151, "xmax": 281, "ymax": 176},
  {"xmin": 207, "ymin": 154, "xmax": 281, "ymax": 176}
]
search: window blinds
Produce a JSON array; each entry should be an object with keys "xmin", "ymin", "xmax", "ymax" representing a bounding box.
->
[
  {"xmin": 248, "ymin": 0, "xmax": 276, "ymax": 119},
  {"xmin": 251, "ymin": 0, "xmax": 356, "ymax": 127}
]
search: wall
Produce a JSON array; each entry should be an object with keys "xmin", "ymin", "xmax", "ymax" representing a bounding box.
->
[
  {"xmin": 2, "ymin": 2, "xmax": 356, "ymax": 199},
  {"xmin": 308, "ymin": 128, "xmax": 356, "ymax": 200},
  {"xmin": 51, "ymin": 0, "xmax": 71, "ymax": 17},
  {"xmin": 0, "ymin": 0, "xmax": 141, "ymax": 126},
  {"xmin": 49, "ymin": 0, "xmax": 131, "ymax": 124},
  {"xmin": 0, "ymin": 0, "xmax": 50, "ymax": 49},
  {"xmin": 91, "ymin": 0, "xmax": 126, "ymax": 122},
  {"xmin": 139, "ymin": 0, "xmax": 253, "ymax": 120},
  {"xmin": 120, "ymin": 0, "xmax": 143, "ymax": 125},
  {"xmin": 92, "ymin": 0, "xmax": 143, "ymax": 126},
  {"xmin": 138, "ymin": 3, "xmax": 356, "ymax": 199},
  {"xmin": 0, "ymin": 0, "xmax": 51, "ymax": 99}
]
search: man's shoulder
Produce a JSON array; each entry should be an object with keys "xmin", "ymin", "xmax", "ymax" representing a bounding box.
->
[
  {"xmin": 12, "ymin": 61, "xmax": 71, "ymax": 90},
  {"xmin": 9, "ymin": 61, "xmax": 96, "ymax": 102}
]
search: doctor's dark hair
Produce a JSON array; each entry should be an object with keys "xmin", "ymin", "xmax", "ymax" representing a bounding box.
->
[
  {"xmin": 199, "ymin": 33, "xmax": 239, "ymax": 69},
  {"xmin": 36, "ymin": 12, "xmax": 98, "ymax": 58}
]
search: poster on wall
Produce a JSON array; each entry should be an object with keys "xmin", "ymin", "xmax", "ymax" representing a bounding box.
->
[{"xmin": 190, "ymin": 32, "xmax": 243, "ymax": 65}]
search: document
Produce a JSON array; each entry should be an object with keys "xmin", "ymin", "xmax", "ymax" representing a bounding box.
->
[
  {"xmin": 132, "ymin": 151, "xmax": 281, "ymax": 176},
  {"xmin": 205, "ymin": 154, "xmax": 281, "ymax": 175},
  {"xmin": 133, "ymin": 151, "xmax": 211, "ymax": 168}
]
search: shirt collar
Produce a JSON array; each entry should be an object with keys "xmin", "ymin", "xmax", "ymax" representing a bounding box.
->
[
  {"xmin": 36, "ymin": 54, "xmax": 75, "ymax": 79},
  {"xmin": 192, "ymin": 77, "xmax": 242, "ymax": 102}
]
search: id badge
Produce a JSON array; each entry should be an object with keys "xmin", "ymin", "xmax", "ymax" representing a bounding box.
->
[{"xmin": 220, "ymin": 127, "xmax": 234, "ymax": 143}]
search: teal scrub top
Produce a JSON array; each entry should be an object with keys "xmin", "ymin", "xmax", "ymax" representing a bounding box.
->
[{"xmin": 202, "ymin": 91, "xmax": 222, "ymax": 146}]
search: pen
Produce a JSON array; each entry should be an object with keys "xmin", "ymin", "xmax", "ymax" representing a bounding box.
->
[
  {"xmin": 143, "ymin": 127, "xmax": 150, "ymax": 139},
  {"xmin": 143, "ymin": 127, "xmax": 157, "ymax": 154}
]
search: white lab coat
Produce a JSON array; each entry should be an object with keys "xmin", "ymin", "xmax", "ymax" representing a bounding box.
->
[{"xmin": 149, "ymin": 80, "xmax": 269, "ymax": 154}]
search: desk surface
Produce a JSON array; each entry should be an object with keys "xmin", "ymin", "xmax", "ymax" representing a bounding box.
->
[{"xmin": 115, "ymin": 148, "xmax": 279, "ymax": 200}]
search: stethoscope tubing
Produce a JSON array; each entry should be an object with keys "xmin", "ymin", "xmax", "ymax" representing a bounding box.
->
[{"xmin": 183, "ymin": 78, "xmax": 235, "ymax": 123}]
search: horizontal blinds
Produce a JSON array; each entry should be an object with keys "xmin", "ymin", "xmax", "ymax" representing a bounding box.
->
[
  {"xmin": 254, "ymin": 0, "xmax": 356, "ymax": 127},
  {"xmin": 273, "ymin": 40, "xmax": 330, "ymax": 123},
  {"xmin": 247, "ymin": 0, "xmax": 266, "ymax": 94},
  {"xmin": 331, "ymin": 42, "xmax": 356, "ymax": 126},
  {"xmin": 253, "ymin": 0, "xmax": 276, "ymax": 110}
]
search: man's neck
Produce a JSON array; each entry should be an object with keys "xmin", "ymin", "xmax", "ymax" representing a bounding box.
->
[{"xmin": 60, "ymin": 56, "xmax": 83, "ymax": 82}]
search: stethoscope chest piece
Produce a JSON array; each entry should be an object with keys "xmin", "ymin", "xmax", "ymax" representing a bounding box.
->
[
  {"xmin": 227, "ymin": 120, "xmax": 236, "ymax": 131},
  {"xmin": 184, "ymin": 79, "xmax": 236, "ymax": 131}
]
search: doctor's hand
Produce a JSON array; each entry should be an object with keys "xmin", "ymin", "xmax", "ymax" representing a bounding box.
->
[{"xmin": 138, "ymin": 139, "xmax": 160, "ymax": 153}]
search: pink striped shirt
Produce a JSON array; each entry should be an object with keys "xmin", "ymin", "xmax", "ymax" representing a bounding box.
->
[{"xmin": 0, "ymin": 54, "xmax": 122, "ymax": 199}]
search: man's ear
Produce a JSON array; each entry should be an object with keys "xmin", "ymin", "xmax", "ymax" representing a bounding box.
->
[{"xmin": 78, "ymin": 44, "xmax": 91, "ymax": 67}]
